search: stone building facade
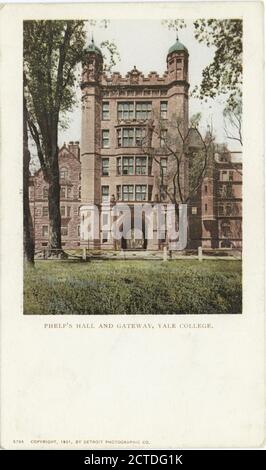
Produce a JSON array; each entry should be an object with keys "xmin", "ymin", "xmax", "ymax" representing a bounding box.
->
[
  {"xmin": 30, "ymin": 36, "xmax": 242, "ymax": 251},
  {"xmin": 79, "ymin": 36, "xmax": 189, "ymax": 249}
]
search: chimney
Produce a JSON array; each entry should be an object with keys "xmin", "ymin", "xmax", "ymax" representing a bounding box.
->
[{"xmin": 68, "ymin": 141, "xmax": 80, "ymax": 160}]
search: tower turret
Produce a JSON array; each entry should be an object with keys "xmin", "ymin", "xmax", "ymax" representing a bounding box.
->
[
  {"xmin": 167, "ymin": 35, "xmax": 189, "ymax": 82},
  {"xmin": 81, "ymin": 37, "xmax": 103, "ymax": 85},
  {"xmin": 80, "ymin": 38, "xmax": 103, "ymax": 227},
  {"xmin": 166, "ymin": 35, "xmax": 190, "ymax": 202}
]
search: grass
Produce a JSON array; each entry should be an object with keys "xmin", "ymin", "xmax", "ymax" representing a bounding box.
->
[{"xmin": 24, "ymin": 259, "xmax": 242, "ymax": 315}]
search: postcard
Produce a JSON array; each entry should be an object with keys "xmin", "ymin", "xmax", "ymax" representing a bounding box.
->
[{"xmin": 0, "ymin": 1, "xmax": 264, "ymax": 449}]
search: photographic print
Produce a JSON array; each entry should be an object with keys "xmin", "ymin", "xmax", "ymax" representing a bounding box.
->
[
  {"xmin": 23, "ymin": 17, "xmax": 243, "ymax": 315},
  {"xmin": 0, "ymin": 2, "xmax": 264, "ymax": 450}
]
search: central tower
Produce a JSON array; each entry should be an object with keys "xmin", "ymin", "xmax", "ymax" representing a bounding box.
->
[{"xmin": 80, "ymin": 36, "xmax": 190, "ymax": 250}]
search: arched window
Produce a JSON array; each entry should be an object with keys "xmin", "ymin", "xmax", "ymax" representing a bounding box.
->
[{"xmin": 60, "ymin": 167, "xmax": 68, "ymax": 179}]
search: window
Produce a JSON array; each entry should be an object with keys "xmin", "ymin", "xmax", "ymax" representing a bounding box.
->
[
  {"xmin": 135, "ymin": 127, "xmax": 145, "ymax": 146},
  {"xmin": 79, "ymin": 186, "xmax": 81, "ymax": 199},
  {"xmin": 205, "ymin": 185, "xmax": 208, "ymax": 194},
  {"xmin": 160, "ymin": 158, "xmax": 167, "ymax": 176},
  {"xmin": 219, "ymin": 205, "xmax": 224, "ymax": 216},
  {"xmin": 229, "ymin": 171, "xmax": 234, "ymax": 182},
  {"xmin": 42, "ymin": 225, "xmax": 49, "ymax": 237},
  {"xmin": 122, "ymin": 185, "xmax": 134, "ymax": 201},
  {"xmin": 136, "ymin": 102, "xmax": 152, "ymax": 120},
  {"xmin": 135, "ymin": 185, "xmax": 147, "ymax": 201},
  {"xmin": 160, "ymin": 101, "xmax": 168, "ymax": 119},
  {"xmin": 43, "ymin": 187, "xmax": 48, "ymax": 199},
  {"xmin": 220, "ymin": 170, "xmax": 228, "ymax": 182},
  {"xmin": 226, "ymin": 204, "xmax": 232, "ymax": 216},
  {"xmin": 67, "ymin": 187, "xmax": 72, "ymax": 198},
  {"xmin": 102, "ymin": 185, "xmax": 109, "ymax": 202},
  {"xmin": 117, "ymin": 157, "xmax": 122, "ymax": 175},
  {"xmin": 117, "ymin": 156, "xmax": 151, "ymax": 175},
  {"xmin": 116, "ymin": 185, "xmax": 122, "ymax": 201},
  {"xmin": 60, "ymin": 167, "xmax": 68, "ymax": 179},
  {"xmin": 79, "ymin": 172, "xmax": 81, "ymax": 181},
  {"xmin": 117, "ymin": 129, "xmax": 122, "ymax": 148},
  {"xmin": 148, "ymin": 185, "xmax": 153, "ymax": 201},
  {"xmin": 61, "ymin": 206, "xmax": 66, "ymax": 217},
  {"xmin": 121, "ymin": 128, "xmax": 134, "ymax": 147},
  {"xmin": 136, "ymin": 156, "xmax": 147, "ymax": 175},
  {"xmin": 122, "ymin": 157, "xmax": 134, "ymax": 175},
  {"xmin": 192, "ymin": 207, "xmax": 197, "ymax": 215},
  {"xmin": 102, "ymin": 158, "xmax": 109, "ymax": 176},
  {"xmin": 148, "ymin": 157, "xmax": 152, "ymax": 175},
  {"xmin": 78, "ymin": 225, "xmax": 80, "ymax": 236},
  {"xmin": 102, "ymin": 130, "xmax": 110, "ymax": 148},
  {"xmin": 160, "ymin": 129, "xmax": 167, "ymax": 147},
  {"xmin": 117, "ymin": 128, "xmax": 145, "ymax": 147},
  {"xmin": 118, "ymin": 102, "xmax": 134, "ymax": 120},
  {"xmin": 42, "ymin": 206, "xmax": 48, "ymax": 216},
  {"xmin": 221, "ymin": 221, "xmax": 231, "ymax": 238},
  {"xmin": 102, "ymin": 102, "xmax": 109, "ymax": 120},
  {"xmin": 67, "ymin": 206, "xmax": 71, "ymax": 217},
  {"xmin": 61, "ymin": 226, "xmax": 68, "ymax": 236},
  {"xmin": 61, "ymin": 187, "xmax": 66, "ymax": 198},
  {"xmin": 205, "ymin": 203, "xmax": 208, "ymax": 213}
]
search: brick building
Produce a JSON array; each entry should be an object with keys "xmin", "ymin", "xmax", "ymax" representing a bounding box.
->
[
  {"xmin": 29, "ymin": 142, "xmax": 81, "ymax": 250},
  {"xmin": 30, "ymin": 36, "xmax": 242, "ymax": 251},
  {"xmin": 189, "ymin": 149, "xmax": 242, "ymax": 249}
]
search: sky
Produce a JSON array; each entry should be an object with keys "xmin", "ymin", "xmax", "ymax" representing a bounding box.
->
[{"xmin": 58, "ymin": 19, "xmax": 241, "ymax": 152}]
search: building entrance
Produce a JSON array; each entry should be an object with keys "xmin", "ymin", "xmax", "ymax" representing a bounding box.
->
[{"xmin": 121, "ymin": 228, "xmax": 147, "ymax": 250}]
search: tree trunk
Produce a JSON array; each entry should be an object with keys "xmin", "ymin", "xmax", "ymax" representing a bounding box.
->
[
  {"xmin": 48, "ymin": 147, "xmax": 62, "ymax": 251},
  {"xmin": 23, "ymin": 98, "xmax": 35, "ymax": 265}
]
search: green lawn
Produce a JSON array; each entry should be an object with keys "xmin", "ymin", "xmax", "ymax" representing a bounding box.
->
[{"xmin": 24, "ymin": 260, "xmax": 242, "ymax": 315}]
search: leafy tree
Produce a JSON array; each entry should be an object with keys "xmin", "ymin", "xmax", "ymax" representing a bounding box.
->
[
  {"xmin": 23, "ymin": 95, "xmax": 35, "ymax": 264},
  {"xmin": 24, "ymin": 20, "xmax": 120, "ymax": 253},
  {"xmin": 193, "ymin": 19, "xmax": 242, "ymax": 109},
  {"xmin": 24, "ymin": 20, "xmax": 87, "ymax": 252}
]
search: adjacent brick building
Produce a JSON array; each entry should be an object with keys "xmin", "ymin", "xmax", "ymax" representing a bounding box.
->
[
  {"xmin": 30, "ymin": 36, "xmax": 242, "ymax": 251},
  {"xmin": 189, "ymin": 149, "xmax": 242, "ymax": 249},
  {"xmin": 29, "ymin": 142, "xmax": 81, "ymax": 250}
]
